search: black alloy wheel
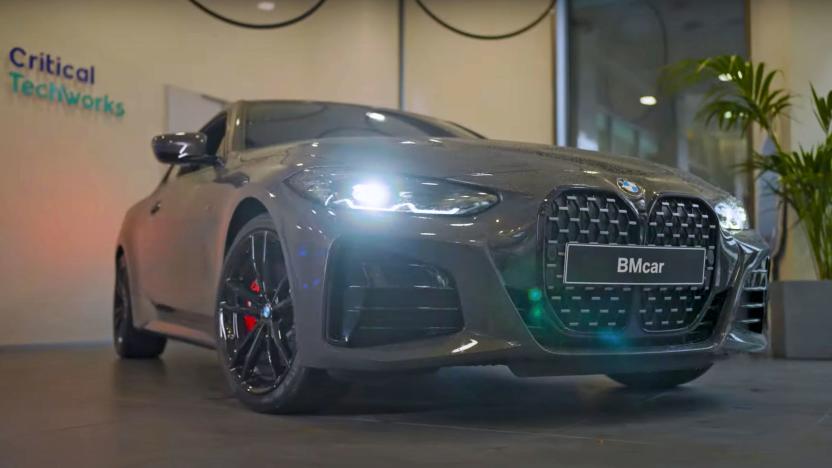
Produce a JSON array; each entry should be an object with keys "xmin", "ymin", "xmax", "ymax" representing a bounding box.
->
[
  {"xmin": 113, "ymin": 256, "xmax": 167, "ymax": 359},
  {"xmin": 216, "ymin": 214, "xmax": 346, "ymax": 413},
  {"xmin": 218, "ymin": 226, "xmax": 295, "ymax": 394}
]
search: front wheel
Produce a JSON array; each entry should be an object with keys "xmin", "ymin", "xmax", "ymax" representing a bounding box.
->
[
  {"xmin": 215, "ymin": 215, "xmax": 346, "ymax": 414},
  {"xmin": 607, "ymin": 365, "xmax": 712, "ymax": 390}
]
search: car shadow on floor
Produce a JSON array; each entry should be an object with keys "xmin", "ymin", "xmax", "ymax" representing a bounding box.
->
[
  {"xmin": 108, "ymin": 349, "xmax": 722, "ymax": 428},
  {"xmin": 324, "ymin": 367, "xmax": 723, "ymax": 424}
]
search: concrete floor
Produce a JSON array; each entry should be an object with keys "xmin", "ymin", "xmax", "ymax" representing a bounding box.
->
[{"xmin": 1, "ymin": 343, "xmax": 830, "ymax": 467}]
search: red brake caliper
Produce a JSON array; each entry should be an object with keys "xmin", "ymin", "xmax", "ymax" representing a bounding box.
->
[{"xmin": 243, "ymin": 280, "xmax": 260, "ymax": 332}]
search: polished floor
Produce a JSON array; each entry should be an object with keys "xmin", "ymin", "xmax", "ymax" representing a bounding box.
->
[{"xmin": 1, "ymin": 343, "xmax": 830, "ymax": 467}]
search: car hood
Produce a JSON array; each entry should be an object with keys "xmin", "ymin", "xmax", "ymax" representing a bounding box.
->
[{"xmin": 250, "ymin": 137, "xmax": 731, "ymax": 203}]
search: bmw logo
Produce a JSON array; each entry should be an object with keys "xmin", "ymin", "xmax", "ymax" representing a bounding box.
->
[{"xmin": 617, "ymin": 178, "xmax": 642, "ymax": 196}]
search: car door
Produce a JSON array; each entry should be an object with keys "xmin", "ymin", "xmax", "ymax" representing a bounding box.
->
[
  {"xmin": 129, "ymin": 166, "xmax": 176, "ymax": 325},
  {"xmin": 138, "ymin": 112, "xmax": 230, "ymax": 333}
]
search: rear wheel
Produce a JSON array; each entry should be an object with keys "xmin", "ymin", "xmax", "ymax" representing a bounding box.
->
[
  {"xmin": 113, "ymin": 256, "xmax": 167, "ymax": 359},
  {"xmin": 216, "ymin": 214, "xmax": 345, "ymax": 413},
  {"xmin": 607, "ymin": 365, "xmax": 712, "ymax": 390}
]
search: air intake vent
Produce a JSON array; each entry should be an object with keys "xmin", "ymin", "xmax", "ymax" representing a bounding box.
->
[
  {"xmin": 737, "ymin": 257, "xmax": 769, "ymax": 334},
  {"xmin": 327, "ymin": 244, "xmax": 463, "ymax": 347}
]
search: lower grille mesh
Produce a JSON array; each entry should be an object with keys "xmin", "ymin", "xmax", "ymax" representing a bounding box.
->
[{"xmin": 513, "ymin": 288, "xmax": 727, "ymax": 349}]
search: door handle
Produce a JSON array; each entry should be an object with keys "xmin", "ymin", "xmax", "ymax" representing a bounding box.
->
[{"xmin": 150, "ymin": 201, "xmax": 162, "ymax": 215}]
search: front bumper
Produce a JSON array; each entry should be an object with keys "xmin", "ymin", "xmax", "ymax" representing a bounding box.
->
[{"xmin": 274, "ymin": 186, "xmax": 769, "ymax": 376}]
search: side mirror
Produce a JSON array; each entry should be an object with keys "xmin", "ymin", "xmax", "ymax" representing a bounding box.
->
[{"xmin": 151, "ymin": 132, "xmax": 216, "ymax": 165}]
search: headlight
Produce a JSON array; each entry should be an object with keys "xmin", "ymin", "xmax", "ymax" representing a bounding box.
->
[
  {"xmin": 286, "ymin": 168, "xmax": 499, "ymax": 216},
  {"xmin": 714, "ymin": 198, "xmax": 749, "ymax": 231}
]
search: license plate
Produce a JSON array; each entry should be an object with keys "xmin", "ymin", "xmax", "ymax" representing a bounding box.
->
[{"xmin": 563, "ymin": 244, "xmax": 706, "ymax": 286}]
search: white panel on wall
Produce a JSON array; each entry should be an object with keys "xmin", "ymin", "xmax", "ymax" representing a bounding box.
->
[
  {"xmin": 165, "ymin": 86, "xmax": 226, "ymax": 133},
  {"xmin": 404, "ymin": 0, "xmax": 555, "ymax": 145}
]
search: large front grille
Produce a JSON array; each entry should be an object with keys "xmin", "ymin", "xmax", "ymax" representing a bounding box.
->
[{"xmin": 543, "ymin": 189, "xmax": 719, "ymax": 334}]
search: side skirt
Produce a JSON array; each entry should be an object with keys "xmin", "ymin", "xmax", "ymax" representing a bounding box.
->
[{"xmin": 143, "ymin": 319, "xmax": 216, "ymax": 349}]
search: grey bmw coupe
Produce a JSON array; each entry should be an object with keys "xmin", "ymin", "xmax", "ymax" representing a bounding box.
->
[{"xmin": 115, "ymin": 100, "xmax": 770, "ymax": 413}]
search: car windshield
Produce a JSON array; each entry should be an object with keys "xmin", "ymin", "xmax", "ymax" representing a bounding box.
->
[{"xmin": 243, "ymin": 101, "xmax": 480, "ymax": 149}]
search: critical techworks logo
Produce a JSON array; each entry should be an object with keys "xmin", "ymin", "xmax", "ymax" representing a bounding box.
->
[{"xmin": 7, "ymin": 46, "xmax": 125, "ymax": 117}]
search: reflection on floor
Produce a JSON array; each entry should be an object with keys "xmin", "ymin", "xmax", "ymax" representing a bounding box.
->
[{"xmin": 0, "ymin": 342, "xmax": 831, "ymax": 467}]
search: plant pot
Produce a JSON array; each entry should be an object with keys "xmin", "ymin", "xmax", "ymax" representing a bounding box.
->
[{"xmin": 769, "ymin": 280, "xmax": 832, "ymax": 359}]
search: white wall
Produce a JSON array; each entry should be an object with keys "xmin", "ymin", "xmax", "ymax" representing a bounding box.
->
[
  {"xmin": 404, "ymin": 0, "xmax": 554, "ymax": 144},
  {"xmin": 750, "ymin": 0, "xmax": 832, "ymax": 280}
]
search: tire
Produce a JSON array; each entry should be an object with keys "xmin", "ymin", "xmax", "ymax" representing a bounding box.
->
[
  {"xmin": 607, "ymin": 365, "xmax": 712, "ymax": 390},
  {"xmin": 215, "ymin": 214, "xmax": 346, "ymax": 414},
  {"xmin": 113, "ymin": 256, "xmax": 167, "ymax": 359}
]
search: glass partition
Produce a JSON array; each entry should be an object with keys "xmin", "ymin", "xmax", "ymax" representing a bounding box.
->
[{"xmin": 568, "ymin": 0, "xmax": 748, "ymax": 197}]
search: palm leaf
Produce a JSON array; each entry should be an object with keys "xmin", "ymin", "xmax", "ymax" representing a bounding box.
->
[
  {"xmin": 663, "ymin": 55, "xmax": 832, "ymax": 279},
  {"xmin": 811, "ymin": 85, "xmax": 832, "ymax": 141},
  {"xmin": 661, "ymin": 55, "xmax": 791, "ymax": 148}
]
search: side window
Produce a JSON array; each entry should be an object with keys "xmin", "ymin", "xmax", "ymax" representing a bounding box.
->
[
  {"xmin": 177, "ymin": 113, "xmax": 227, "ymax": 178},
  {"xmin": 203, "ymin": 113, "xmax": 227, "ymax": 156}
]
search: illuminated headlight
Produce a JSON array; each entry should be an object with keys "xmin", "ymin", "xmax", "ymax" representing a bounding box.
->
[
  {"xmin": 287, "ymin": 169, "xmax": 499, "ymax": 215},
  {"xmin": 714, "ymin": 198, "xmax": 749, "ymax": 231}
]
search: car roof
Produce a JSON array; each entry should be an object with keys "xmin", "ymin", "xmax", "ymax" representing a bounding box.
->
[{"xmin": 236, "ymin": 99, "xmax": 445, "ymax": 124}]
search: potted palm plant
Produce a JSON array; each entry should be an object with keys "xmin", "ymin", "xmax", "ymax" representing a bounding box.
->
[{"xmin": 664, "ymin": 55, "xmax": 832, "ymax": 359}]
